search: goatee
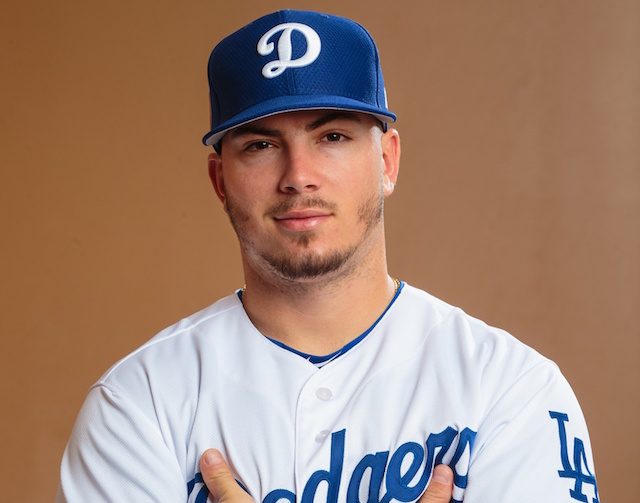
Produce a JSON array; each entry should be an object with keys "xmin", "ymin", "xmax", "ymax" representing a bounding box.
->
[{"xmin": 226, "ymin": 192, "xmax": 384, "ymax": 281}]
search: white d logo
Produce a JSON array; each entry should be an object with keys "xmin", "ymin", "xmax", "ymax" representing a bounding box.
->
[{"xmin": 257, "ymin": 23, "xmax": 321, "ymax": 79}]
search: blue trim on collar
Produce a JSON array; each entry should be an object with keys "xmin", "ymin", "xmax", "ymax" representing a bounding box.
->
[{"xmin": 242, "ymin": 281, "xmax": 404, "ymax": 366}]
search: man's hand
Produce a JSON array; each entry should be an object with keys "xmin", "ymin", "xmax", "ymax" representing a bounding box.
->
[
  {"xmin": 419, "ymin": 464, "xmax": 454, "ymax": 502},
  {"xmin": 200, "ymin": 449, "xmax": 454, "ymax": 502},
  {"xmin": 200, "ymin": 450, "xmax": 253, "ymax": 502}
]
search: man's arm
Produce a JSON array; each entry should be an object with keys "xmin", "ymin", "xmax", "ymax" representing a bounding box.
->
[
  {"xmin": 56, "ymin": 385, "xmax": 187, "ymax": 502},
  {"xmin": 199, "ymin": 449, "xmax": 454, "ymax": 503}
]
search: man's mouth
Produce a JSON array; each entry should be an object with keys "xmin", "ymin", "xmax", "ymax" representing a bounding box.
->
[{"xmin": 273, "ymin": 209, "xmax": 332, "ymax": 231}]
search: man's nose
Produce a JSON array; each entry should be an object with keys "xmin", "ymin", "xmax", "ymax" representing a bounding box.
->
[{"xmin": 278, "ymin": 143, "xmax": 320, "ymax": 194}]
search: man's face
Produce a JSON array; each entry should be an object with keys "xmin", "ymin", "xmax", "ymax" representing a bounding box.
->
[{"xmin": 208, "ymin": 110, "xmax": 400, "ymax": 284}]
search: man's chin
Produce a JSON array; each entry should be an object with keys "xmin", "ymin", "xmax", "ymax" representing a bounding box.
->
[{"xmin": 263, "ymin": 248, "xmax": 355, "ymax": 281}]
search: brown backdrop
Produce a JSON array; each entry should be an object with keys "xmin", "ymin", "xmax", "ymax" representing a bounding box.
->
[{"xmin": 1, "ymin": 0, "xmax": 638, "ymax": 501}]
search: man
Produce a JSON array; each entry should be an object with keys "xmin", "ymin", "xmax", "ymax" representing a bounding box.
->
[{"xmin": 57, "ymin": 10, "xmax": 599, "ymax": 503}]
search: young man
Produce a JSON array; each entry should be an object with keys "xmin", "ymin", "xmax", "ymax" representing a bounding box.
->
[{"xmin": 57, "ymin": 10, "xmax": 599, "ymax": 503}]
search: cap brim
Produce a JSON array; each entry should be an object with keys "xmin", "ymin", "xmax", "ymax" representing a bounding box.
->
[{"xmin": 202, "ymin": 95, "xmax": 396, "ymax": 146}]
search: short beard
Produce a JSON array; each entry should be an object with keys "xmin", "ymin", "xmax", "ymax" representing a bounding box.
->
[
  {"xmin": 263, "ymin": 245, "xmax": 356, "ymax": 280},
  {"xmin": 226, "ymin": 191, "xmax": 384, "ymax": 281}
]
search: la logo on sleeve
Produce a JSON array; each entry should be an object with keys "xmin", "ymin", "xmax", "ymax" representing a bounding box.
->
[{"xmin": 549, "ymin": 411, "xmax": 599, "ymax": 503}]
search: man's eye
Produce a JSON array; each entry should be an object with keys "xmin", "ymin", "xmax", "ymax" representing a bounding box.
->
[
  {"xmin": 247, "ymin": 141, "xmax": 272, "ymax": 151},
  {"xmin": 324, "ymin": 133, "xmax": 345, "ymax": 142}
]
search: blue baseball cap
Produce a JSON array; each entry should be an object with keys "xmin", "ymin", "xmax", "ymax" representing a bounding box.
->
[{"xmin": 202, "ymin": 10, "xmax": 397, "ymax": 147}]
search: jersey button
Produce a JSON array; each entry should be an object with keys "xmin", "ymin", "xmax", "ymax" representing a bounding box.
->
[
  {"xmin": 315, "ymin": 387, "xmax": 333, "ymax": 401},
  {"xmin": 315, "ymin": 430, "xmax": 331, "ymax": 443}
]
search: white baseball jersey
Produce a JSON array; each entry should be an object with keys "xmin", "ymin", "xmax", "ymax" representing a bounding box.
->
[{"xmin": 57, "ymin": 283, "xmax": 599, "ymax": 502}]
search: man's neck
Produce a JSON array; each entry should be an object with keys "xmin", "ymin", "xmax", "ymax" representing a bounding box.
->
[{"xmin": 240, "ymin": 262, "xmax": 397, "ymax": 357}]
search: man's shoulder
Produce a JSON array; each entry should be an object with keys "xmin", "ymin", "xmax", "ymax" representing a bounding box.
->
[
  {"xmin": 95, "ymin": 292, "xmax": 247, "ymax": 389},
  {"xmin": 393, "ymin": 282, "xmax": 457, "ymax": 325},
  {"xmin": 397, "ymin": 282, "xmax": 554, "ymax": 373}
]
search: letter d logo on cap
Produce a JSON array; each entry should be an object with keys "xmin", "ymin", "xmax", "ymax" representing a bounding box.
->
[{"xmin": 257, "ymin": 23, "xmax": 321, "ymax": 79}]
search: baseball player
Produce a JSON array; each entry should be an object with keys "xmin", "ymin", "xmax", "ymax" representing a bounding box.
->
[{"xmin": 57, "ymin": 10, "xmax": 599, "ymax": 503}]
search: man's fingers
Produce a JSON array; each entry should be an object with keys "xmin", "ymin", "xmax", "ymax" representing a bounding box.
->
[
  {"xmin": 419, "ymin": 464, "xmax": 454, "ymax": 503},
  {"xmin": 200, "ymin": 449, "xmax": 254, "ymax": 502},
  {"xmin": 199, "ymin": 451, "xmax": 451, "ymax": 503}
]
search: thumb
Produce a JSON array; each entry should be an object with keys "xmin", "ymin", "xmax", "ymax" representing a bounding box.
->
[
  {"xmin": 419, "ymin": 464, "xmax": 454, "ymax": 503},
  {"xmin": 200, "ymin": 449, "xmax": 254, "ymax": 502}
]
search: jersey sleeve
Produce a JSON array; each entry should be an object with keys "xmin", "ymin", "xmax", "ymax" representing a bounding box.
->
[
  {"xmin": 56, "ymin": 384, "xmax": 187, "ymax": 502},
  {"xmin": 458, "ymin": 361, "xmax": 599, "ymax": 503}
]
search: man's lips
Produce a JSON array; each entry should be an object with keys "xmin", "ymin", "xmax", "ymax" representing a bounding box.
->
[{"xmin": 273, "ymin": 209, "xmax": 332, "ymax": 231}]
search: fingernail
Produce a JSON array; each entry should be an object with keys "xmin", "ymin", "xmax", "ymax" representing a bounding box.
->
[
  {"xmin": 203, "ymin": 449, "xmax": 223, "ymax": 466},
  {"xmin": 432, "ymin": 465, "xmax": 453, "ymax": 484}
]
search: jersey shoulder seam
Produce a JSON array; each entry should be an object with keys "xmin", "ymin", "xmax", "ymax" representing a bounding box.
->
[{"xmin": 99, "ymin": 295, "xmax": 242, "ymax": 383}]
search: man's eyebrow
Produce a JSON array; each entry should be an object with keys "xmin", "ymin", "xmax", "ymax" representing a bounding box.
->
[
  {"xmin": 306, "ymin": 112, "xmax": 362, "ymax": 132},
  {"xmin": 227, "ymin": 111, "xmax": 364, "ymax": 140},
  {"xmin": 228, "ymin": 123, "xmax": 282, "ymax": 140}
]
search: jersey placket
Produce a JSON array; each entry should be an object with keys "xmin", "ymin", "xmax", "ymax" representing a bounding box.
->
[{"xmin": 293, "ymin": 365, "xmax": 348, "ymax": 500}]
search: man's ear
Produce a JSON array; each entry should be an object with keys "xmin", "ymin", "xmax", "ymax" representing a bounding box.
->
[
  {"xmin": 381, "ymin": 128, "xmax": 401, "ymax": 197},
  {"xmin": 208, "ymin": 152, "xmax": 227, "ymax": 210}
]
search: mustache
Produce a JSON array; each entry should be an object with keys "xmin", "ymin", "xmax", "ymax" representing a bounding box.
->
[{"xmin": 266, "ymin": 197, "xmax": 337, "ymax": 215}]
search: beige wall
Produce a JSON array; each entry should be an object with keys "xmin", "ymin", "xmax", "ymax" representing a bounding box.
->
[{"xmin": 1, "ymin": 0, "xmax": 638, "ymax": 500}]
